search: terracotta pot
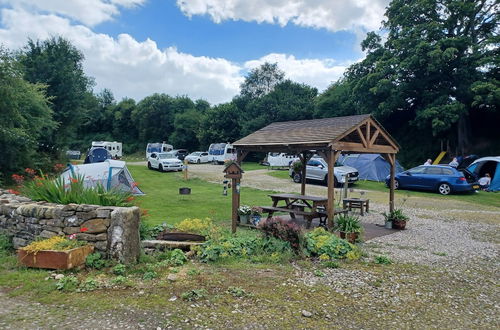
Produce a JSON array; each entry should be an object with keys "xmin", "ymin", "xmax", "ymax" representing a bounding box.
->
[
  {"xmin": 18, "ymin": 245, "xmax": 94, "ymax": 270},
  {"xmin": 392, "ymin": 220, "xmax": 407, "ymax": 230},
  {"xmin": 339, "ymin": 232, "xmax": 359, "ymax": 244}
]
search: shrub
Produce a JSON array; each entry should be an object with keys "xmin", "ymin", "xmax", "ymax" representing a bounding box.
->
[
  {"xmin": 374, "ymin": 255, "xmax": 393, "ymax": 265},
  {"xmin": 258, "ymin": 217, "xmax": 303, "ymax": 251},
  {"xmin": 334, "ymin": 214, "xmax": 363, "ymax": 233},
  {"xmin": 155, "ymin": 249, "xmax": 187, "ymax": 266},
  {"xmin": 383, "ymin": 209, "xmax": 409, "ymax": 222},
  {"xmin": 22, "ymin": 173, "xmax": 133, "ymax": 206},
  {"xmin": 227, "ymin": 286, "xmax": 250, "ymax": 297},
  {"xmin": 322, "ymin": 260, "xmax": 340, "ymax": 269},
  {"xmin": 140, "ymin": 222, "xmax": 169, "ymax": 240},
  {"xmin": 181, "ymin": 289, "xmax": 207, "ymax": 301},
  {"xmin": 175, "ymin": 218, "xmax": 212, "ymax": 235},
  {"xmin": 143, "ymin": 271, "xmax": 158, "ymax": 280},
  {"xmin": 111, "ymin": 275, "xmax": 127, "ymax": 285},
  {"xmin": 112, "ymin": 264, "xmax": 126, "ymax": 276},
  {"xmin": 304, "ymin": 228, "xmax": 360, "ymax": 260},
  {"xmin": 85, "ymin": 252, "xmax": 107, "ymax": 269},
  {"xmin": 79, "ymin": 278, "xmax": 99, "ymax": 291},
  {"xmin": 0, "ymin": 234, "xmax": 13, "ymax": 254},
  {"xmin": 56, "ymin": 275, "xmax": 79, "ymax": 291}
]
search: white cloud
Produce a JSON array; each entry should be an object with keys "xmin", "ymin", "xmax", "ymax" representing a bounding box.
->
[
  {"xmin": 245, "ymin": 54, "xmax": 349, "ymax": 92},
  {"xmin": 176, "ymin": 0, "xmax": 389, "ymax": 32},
  {"xmin": 0, "ymin": 0, "xmax": 146, "ymax": 26}
]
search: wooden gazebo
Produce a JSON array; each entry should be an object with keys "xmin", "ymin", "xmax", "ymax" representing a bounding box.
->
[{"xmin": 231, "ymin": 114, "xmax": 399, "ymax": 230}]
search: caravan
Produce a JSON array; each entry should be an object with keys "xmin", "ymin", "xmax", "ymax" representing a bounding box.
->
[
  {"xmin": 146, "ymin": 142, "xmax": 173, "ymax": 159},
  {"xmin": 91, "ymin": 141, "xmax": 122, "ymax": 158},
  {"xmin": 266, "ymin": 152, "xmax": 297, "ymax": 168},
  {"xmin": 208, "ymin": 143, "xmax": 236, "ymax": 164}
]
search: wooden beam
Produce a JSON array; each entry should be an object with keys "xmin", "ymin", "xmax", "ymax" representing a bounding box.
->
[
  {"xmin": 300, "ymin": 152, "xmax": 307, "ymax": 195},
  {"xmin": 231, "ymin": 177, "xmax": 239, "ymax": 233},
  {"xmin": 368, "ymin": 118, "xmax": 399, "ymax": 150},
  {"xmin": 236, "ymin": 150, "xmax": 249, "ymax": 164},
  {"xmin": 368, "ymin": 129, "xmax": 380, "ymax": 147},
  {"xmin": 356, "ymin": 127, "xmax": 368, "ymax": 148},
  {"xmin": 383, "ymin": 153, "xmax": 395, "ymax": 213},
  {"xmin": 366, "ymin": 121, "xmax": 371, "ymax": 144},
  {"xmin": 332, "ymin": 141, "xmax": 397, "ymax": 154},
  {"xmin": 327, "ymin": 150, "xmax": 341, "ymax": 230}
]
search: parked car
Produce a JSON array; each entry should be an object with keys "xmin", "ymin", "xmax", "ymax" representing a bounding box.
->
[
  {"xmin": 171, "ymin": 149, "xmax": 189, "ymax": 161},
  {"xmin": 147, "ymin": 152, "xmax": 183, "ymax": 172},
  {"xmin": 385, "ymin": 165, "xmax": 479, "ymax": 195},
  {"xmin": 185, "ymin": 151, "xmax": 210, "ymax": 164},
  {"xmin": 289, "ymin": 157, "xmax": 359, "ymax": 186}
]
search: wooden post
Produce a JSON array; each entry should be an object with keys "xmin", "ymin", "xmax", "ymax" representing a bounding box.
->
[
  {"xmin": 300, "ymin": 151, "xmax": 307, "ymax": 196},
  {"xmin": 231, "ymin": 177, "xmax": 238, "ymax": 233},
  {"xmin": 388, "ymin": 154, "xmax": 395, "ymax": 213},
  {"xmin": 327, "ymin": 150, "xmax": 340, "ymax": 230}
]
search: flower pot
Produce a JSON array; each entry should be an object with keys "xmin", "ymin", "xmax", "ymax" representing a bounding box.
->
[
  {"xmin": 339, "ymin": 232, "xmax": 359, "ymax": 244},
  {"xmin": 239, "ymin": 214, "xmax": 251, "ymax": 224},
  {"xmin": 392, "ymin": 220, "xmax": 406, "ymax": 230},
  {"xmin": 384, "ymin": 221, "xmax": 393, "ymax": 229},
  {"xmin": 18, "ymin": 245, "xmax": 94, "ymax": 270},
  {"xmin": 251, "ymin": 215, "xmax": 262, "ymax": 226}
]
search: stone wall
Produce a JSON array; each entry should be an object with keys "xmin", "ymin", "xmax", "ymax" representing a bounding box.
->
[{"xmin": 0, "ymin": 189, "xmax": 140, "ymax": 264}]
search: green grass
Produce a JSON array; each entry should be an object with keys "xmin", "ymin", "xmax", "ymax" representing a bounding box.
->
[
  {"xmin": 241, "ymin": 162, "xmax": 267, "ymax": 171},
  {"xmin": 128, "ymin": 165, "xmax": 278, "ymax": 226},
  {"xmin": 267, "ymin": 170, "xmax": 291, "ymax": 180}
]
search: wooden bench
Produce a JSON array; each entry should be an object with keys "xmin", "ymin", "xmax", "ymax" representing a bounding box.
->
[
  {"xmin": 316, "ymin": 208, "xmax": 349, "ymax": 228},
  {"xmin": 259, "ymin": 206, "xmax": 319, "ymax": 228},
  {"xmin": 342, "ymin": 198, "xmax": 369, "ymax": 216}
]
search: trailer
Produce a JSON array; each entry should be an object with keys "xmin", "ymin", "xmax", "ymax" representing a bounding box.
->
[
  {"xmin": 208, "ymin": 143, "xmax": 236, "ymax": 164},
  {"xmin": 146, "ymin": 142, "xmax": 173, "ymax": 159}
]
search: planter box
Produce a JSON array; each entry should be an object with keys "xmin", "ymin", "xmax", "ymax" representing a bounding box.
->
[{"xmin": 18, "ymin": 245, "xmax": 94, "ymax": 270}]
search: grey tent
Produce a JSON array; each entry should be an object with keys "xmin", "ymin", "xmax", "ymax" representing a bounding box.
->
[
  {"xmin": 339, "ymin": 154, "xmax": 404, "ymax": 182},
  {"xmin": 60, "ymin": 160, "xmax": 144, "ymax": 195}
]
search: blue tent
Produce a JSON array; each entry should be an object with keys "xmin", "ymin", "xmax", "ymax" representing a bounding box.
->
[
  {"xmin": 84, "ymin": 147, "xmax": 112, "ymax": 164},
  {"xmin": 467, "ymin": 156, "xmax": 500, "ymax": 191},
  {"xmin": 339, "ymin": 154, "xmax": 404, "ymax": 182}
]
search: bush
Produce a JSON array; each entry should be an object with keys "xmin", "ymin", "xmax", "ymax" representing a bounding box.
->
[
  {"xmin": 22, "ymin": 173, "xmax": 133, "ymax": 206},
  {"xmin": 112, "ymin": 264, "xmax": 126, "ymax": 276},
  {"xmin": 85, "ymin": 252, "xmax": 107, "ymax": 269},
  {"xmin": 374, "ymin": 255, "xmax": 393, "ymax": 265},
  {"xmin": 143, "ymin": 271, "xmax": 158, "ymax": 280},
  {"xmin": 226, "ymin": 286, "xmax": 250, "ymax": 297},
  {"xmin": 258, "ymin": 217, "xmax": 303, "ymax": 251},
  {"xmin": 304, "ymin": 228, "xmax": 360, "ymax": 260},
  {"xmin": 0, "ymin": 234, "xmax": 13, "ymax": 254},
  {"xmin": 140, "ymin": 222, "xmax": 169, "ymax": 240},
  {"xmin": 79, "ymin": 278, "xmax": 99, "ymax": 291},
  {"xmin": 174, "ymin": 218, "xmax": 214, "ymax": 236},
  {"xmin": 181, "ymin": 289, "xmax": 207, "ymax": 301},
  {"xmin": 156, "ymin": 249, "xmax": 187, "ymax": 266},
  {"xmin": 56, "ymin": 275, "xmax": 79, "ymax": 291},
  {"xmin": 383, "ymin": 209, "xmax": 409, "ymax": 222},
  {"xmin": 334, "ymin": 214, "xmax": 363, "ymax": 233}
]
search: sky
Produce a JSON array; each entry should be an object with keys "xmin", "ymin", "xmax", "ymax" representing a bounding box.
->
[{"xmin": 0, "ymin": 0, "xmax": 390, "ymax": 104}]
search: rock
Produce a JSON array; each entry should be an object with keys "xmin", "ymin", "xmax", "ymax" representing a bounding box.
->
[
  {"xmin": 302, "ymin": 310, "xmax": 312, "ymax": 318},
  {"xmin": 167, "ymin": 274, "xmax": 178, "ymax": 282},
  {"xmin": 76, "ymin": 211, "xmax": 97, "ymax": 221},
  {"xmin": 54, "ymin": 274, "xmax": 65, "ymax": 280},
  {"xmin": 64, "ymin": 216, "xmax": 84, "ymax": 226},
  {"xmin": 168, "ymin": 296, "xmax": 177, "ymax": 302},
  {"xmin": 93, "ymin": 241, "xmax": 108, "ymax": 251},
  {"xmin": 12, "ymin": 237, "xmax": 27, "ymax": 249},
  {"xmin": 108, "ymin": 207, "xmax": 140, "ymax": 264},
  {"xmin": 39, "ymin": 230, "xmax": 58, "ymax": 239},
  {"xmin": 81, "ymin": 218, "xmax": 110, "ymax": 233},
  {"xmin": 96, "ymin": 208, "xmax": 111, "ymax": 218},
  {"xmin": 63, "ymin": 227, "xmax": 81, "ymax": 235}
]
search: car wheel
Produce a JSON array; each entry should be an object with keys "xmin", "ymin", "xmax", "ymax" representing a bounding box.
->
[
  {"xmin": 394, "ymin": 179, "xmax": 400, "ymax": 190},
  {"xmin": 197, "ymin": 159, "xmax": 201, "ymax": 164},
  {"xmin": 292, "ymin": 173, "xmax": 302, "ymax": 183},
  {"xmin": 147, "ymin": 162, "xmax": 152, "ymax": 170},
  {"xmin": 438, "ymin": 183, "xmax": 451, "ymax": 195},
  {"xmin": 159, "ymin": 164, "xmax": 163, "ymax": 172},
  {"xmin": 323, "ymin": 175, "xmax": 338, "ymax": 187}
]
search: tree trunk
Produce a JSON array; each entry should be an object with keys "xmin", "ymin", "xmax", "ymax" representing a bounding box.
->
[{"xmin": 457, "ymin": 113, "xmax": 470, "ymax": 155}]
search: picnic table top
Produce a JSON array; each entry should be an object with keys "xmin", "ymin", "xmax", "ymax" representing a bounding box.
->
[
  {"xmin": 343, "ymin": 198, "xmax": 368, "ymax": 202},
  {"xmin": 268, "ymin": 193, "xmax": 327, "ymax": 202}
]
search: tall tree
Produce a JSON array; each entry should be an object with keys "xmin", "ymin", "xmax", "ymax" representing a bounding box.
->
[
  {"xmin": 240, "ymin": 62, "xmax": 285, "ymax": 99},
  {"xmin": 20, "ymin": 37, "xmax": 93, "ymax": 149}
]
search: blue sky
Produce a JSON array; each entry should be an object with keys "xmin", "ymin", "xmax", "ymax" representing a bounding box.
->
[{"xmin": 0, "ymin": 0, "xmax": 389, "ymax": 103}]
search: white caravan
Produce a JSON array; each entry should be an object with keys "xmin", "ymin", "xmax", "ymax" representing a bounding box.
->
[
  {"xmin": 208, "ymin": 143, "xmax": 236, "ymax": 164},
  {"xmin": 146, "ymin": 142, "xmax": 173, "ymax": 159},
  {"xmin": 91, "ymin": 141, "xmax": 122, "ymax": 158},
  {"xmin": 266, "ymin": 152, "xmax": 298, "ymax": 168}
]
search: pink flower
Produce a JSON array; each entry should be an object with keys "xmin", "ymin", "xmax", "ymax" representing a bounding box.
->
[{"xmin": 68, "ymin": 234, "xmax": 77, "ymax": 240}]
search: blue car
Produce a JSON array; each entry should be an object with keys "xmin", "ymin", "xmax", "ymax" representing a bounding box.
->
[{"xmin": 385, "ymin": 165, "xmax": 479, "ymax": 195}]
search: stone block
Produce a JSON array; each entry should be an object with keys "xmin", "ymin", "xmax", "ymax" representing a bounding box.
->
[
  {"xmin": 62, "ymin": 204, "xmax": 78, "ymax": 211},
  {"xmin": 64, "ymin": 216, "xmax": 85, "ymax": 227},
  {"xmin": 108, "ymin": 206, "xmax": 140, "ymax": 264},
  {"xmin": 93, "ymin": 241, "xmax": 108, "ymax": 251},
  {"xmin": 63, "ymin": 227, "xmax": 81, "ymax": 235},
  {"xmin": 81, "ymin": 218, "xmax": 110, "ymax": 233},
  {"xmin": 39, "ymin": 230, "xmax": 58, "ymax": 239},
  {"xmin": 77, "ymin": 204, "xmax": 97, "ymax": 212},
  {"xmin": 44, "ymin": 218, "xmax": 64, "ymax": 227},
  {"xmin": 76, "ymin": 211, "xmax": 97, "ymax": 221},
  {"xmin": 12, "ymin": 237, "xmax": 27, "ymax": 248},
  {"xmin": 95, "ymin": 209, "xmax": 111, "ymax": 218}
]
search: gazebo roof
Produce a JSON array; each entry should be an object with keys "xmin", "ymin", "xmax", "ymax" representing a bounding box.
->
[{"xmin": 233, "ymin": 114, "xmax": 399, "ymax": 154}]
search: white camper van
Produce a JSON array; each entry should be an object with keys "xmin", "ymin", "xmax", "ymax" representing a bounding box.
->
[
  {"xmin": 91, "ymin": 141, "xmax": 122, "ymax": 158},
  {"xmin": 146, "ymin": 142, "xmax": 173, "ymax": 159},
  {"xmin": 266, "ymin": 152, "xmax": 298, "ymax": 168},
  {"xmin": 208, "ymin": 143, "xmax": 236, "ymax": 164}
]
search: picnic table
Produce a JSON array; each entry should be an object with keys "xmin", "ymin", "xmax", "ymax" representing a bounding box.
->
[
  {"xmin": 260, "ymin": 193, "xmax": 347, "ymax": 228},
  {"xmin": 342, "ymin": 198, "xmax": 369, "ymax": 216}
]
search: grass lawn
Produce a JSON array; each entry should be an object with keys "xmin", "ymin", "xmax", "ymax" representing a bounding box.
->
[
  {"xmin": 128, "ymin": 165, "xmax": 278, "ymax": 226},
  {"xmin": 241, "ymin": 162, "xmax": 267, "ymax": 171}
]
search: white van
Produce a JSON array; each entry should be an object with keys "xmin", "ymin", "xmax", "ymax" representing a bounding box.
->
[
  {"xmin": 146, "ymin": 142, "xmax": 173, "ymax": 159},
  {"xmin": 91, "ymin": 141, "xmax": 122, "ymax": 158},
  {"xmin": 208, "ymin": 143, "xmax": 237, "ymax": 164},
  {"xmin": 267, "ymin": 152, "xmax": 298, "ymax": 168}
]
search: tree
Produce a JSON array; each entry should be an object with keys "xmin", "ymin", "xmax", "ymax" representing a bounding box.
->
[
  {"xmin": 20, "ymin": 37, "xmax": 93, "ymax": 149},
  {"xmin": 240, "ymin": 62, "xmax": 285, "ymax": 98},
  {"xmin": 0, "ymin": 48, "xmax": 56, "ymax": 180},
  {"xmin": 198, "ymin": 103, "xmax": 242, "ymax": 149}
]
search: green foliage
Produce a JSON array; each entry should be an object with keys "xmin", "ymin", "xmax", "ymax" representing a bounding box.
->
[
  {"xmin": 304, "ymin": 228, "xmax": 360, "ymax": 260},
  {"xmin": 79, "ymin": 278, "xmax": 99, "ymax": 291},
  {"xmin": 174, "ymin": 218, "xmax": 214, "ymax": 236},
  {"xmin": 258, "ymin": 217, "xmax": 303, "ymax": 251},
  {"xmin": 374, "ymin": 255, "xmax": 393, "ymax": 265},
  {"xmin": 111, "ymin": 275, "xmax": 127, "ymax": 285},
  {"xmin": 226, "ymin": 286, "xmax": 250, "ymax": 298},
  {"xmin": 156, "ymin": 249, "xmax": 187, "ymax": 267},
  {"xmin": 22, "ymin": 174, "xmax": 133, "ymax": 206},
  {"xmin": 112, "ymin": 264, "xmax": 126, "ymax": 276},
  {"xmin": 139, "ymin": 222, "xmax": 169, "ymax": 240},
  {"xmin": 55, "ymin": 275, "xmax": 79, "ymax": 291},
  {"xmin": 0, "ymin": 234, "xmax": 13, "ymax": 254},
  {"xmin": 322, "ymin": 260, "xmax": 340, "ymax": 269},
  {"xmin": 334, "ymin": 214, "xmax": 363, "ymax": 233},
  {"xmin": 85, "ymin": 252, "xmax": 107, "ymax": 270},
  {"xmin": 313, "ymin": 270, "xmax": 326, "ymax": 277},
  {"xmin": 187, "ymin": 268, "xmax": 201, "ymax": 276},
  {"xmin": 142, "ymin": 271, "xmax": 158, "ymax": 280},
  {"xmin": 181, "ymin": 289, "xmax": 207, "ymax": 301},
  {"xmin": 383, "ymin": 209, "xmax": 409, "ymax": 223}
]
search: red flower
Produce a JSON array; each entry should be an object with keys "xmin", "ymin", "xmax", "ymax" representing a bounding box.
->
[
  {"xmin": 80, "ymin": 227, "xmax": 89, "ymax": 232},
  {"xmin": 11, "ymin": 174, "xmax": 25, "ymax": 184},
  {"xmin": 24, "ymin": 168, "xmax": 36, "ymax": 176},
  {"xmin": 140, "ymin": 209, "xmax": 149, "ymax": 217},
  {"xmin": 7, "ymin": 189, "xmax": 20, "ymax": 195},
  {"xmin": 126, "ymin": 196, "xmax": 135, "ymax": 202},
  {"xmin": 53, "ymin": 163, "xmax": 65, "ymax": 172},
  {"xmin": 70, "ymin": 178, "xmax": 79, "ymax": 184},
  {"xmin": 131, "ymin": 182, "xmax": 139, "ymax": 188}
]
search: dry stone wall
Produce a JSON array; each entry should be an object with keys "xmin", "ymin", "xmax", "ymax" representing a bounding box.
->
[{"xmin": 0, "ymin": 189, "xmax": 140, "ymax": 264}]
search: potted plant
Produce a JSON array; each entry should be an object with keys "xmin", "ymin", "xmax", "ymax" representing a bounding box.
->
[
  {"xmin": 18, "ymin": 234, "xmax": 94, "ymax": 270},
  {"xmin": 334, "ymin": 214, "xmax": 363, "ymax": 244},
  {"xmin": 251, "ymin": 206, "xmax": 263, "ymax": 226},
  {"xmin": 383, "ymin": 209, "xmax": 409, "ymax": 230},
  {"xmin": 238, "ymin": 205, "xmax": 252, "ymax": 224}
]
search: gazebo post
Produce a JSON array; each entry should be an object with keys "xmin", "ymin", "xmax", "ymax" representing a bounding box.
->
[
  {"xmin": 383, "ymin": 153, "xmax": 396, "ymax": 213},
  {"xmin": 327, "ymin": 149, "xmax": 340, "ymax": 229},
  {"xmin": 300, "ymin": 151, "xmax": 307, "ymax": 195}
]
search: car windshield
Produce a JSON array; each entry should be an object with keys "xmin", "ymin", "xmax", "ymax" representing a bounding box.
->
[
  {"xmin": 190, "ymin": 152, "xmax": 202, "ymax": 156},
  {"xmin": 159, "ymin": 153, "xmax": 176, "ymax": 159}
]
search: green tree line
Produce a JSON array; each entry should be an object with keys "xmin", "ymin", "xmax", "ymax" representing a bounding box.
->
[{"xmin": 0, "ymin": 0, "xmax": 498, "ymax": 183}]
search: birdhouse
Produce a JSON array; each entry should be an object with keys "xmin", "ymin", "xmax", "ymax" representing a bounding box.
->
[{"xmin": 223, "ymin": 162, "xmax": 244, "ymax": 179}]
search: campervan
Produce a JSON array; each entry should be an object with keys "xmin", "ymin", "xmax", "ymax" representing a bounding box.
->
[
  {"xmin": 91, "ymin": 141, "xmax": 122, "ymax": 158},
  {"xmin": 146, "ymin": 142, "xmax": 173, "ymax": 159},
  {"xmin": 208, "ymin": 143, "xmax": 236, "ymax": 164},
  {"xmin": 266, "ymin": 152, "xmax": 297, "ymax": 168}
]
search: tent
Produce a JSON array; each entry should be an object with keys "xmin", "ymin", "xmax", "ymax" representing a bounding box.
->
[
  {"xmin": 61, "ymin": 160, "xmax": 144, "ymax": 195},
  {"xmin": 339, "ymin": 154, "xmax": 404, "ymax": 182},
  {"xmin": 467, "ymin": 156, "xmax": 500, "ymax": 191},
  {"xmin": 84, "ymin": 147, "xmax": 112, "ymax": 164}
]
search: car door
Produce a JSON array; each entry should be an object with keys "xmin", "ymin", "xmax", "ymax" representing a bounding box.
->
[
  {"xmin": 150, "ymin": 153, "xmax": 158, "ymax": 168},
  {"xmin": 201, "ymin": 152, "xmax": 209, "ymax": 163},
  {"xmin": 399, "ymin": 166, "xmax": 426, "ymax": 188},
  {"xmin": 421, "ymin": 167, "xmax": 444, "ymax": 191},
  {"xmin": 306, "ymin": 160, "xmax": 324, "ymax": 180}
]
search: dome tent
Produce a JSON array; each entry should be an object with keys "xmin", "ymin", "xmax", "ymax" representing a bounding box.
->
[
  {"xmin": 84, "ymin": 147, "xmax": 112, "ymax": 164},
  {"xmin": 60, "ymin": 160, "xmax": 144, "ymax": 195},
  {"xmin": 339, "ymin": 154, "xmax": 404, "ymax": 182},
  {"xmin": 467, "ymin": 156, "xmax": 500, "ymax": 191}
]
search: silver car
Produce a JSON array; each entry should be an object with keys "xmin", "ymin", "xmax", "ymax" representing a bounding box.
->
[{"xmin": 289, "ymin": 157, "xmax": 359, "ymax": 186}]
